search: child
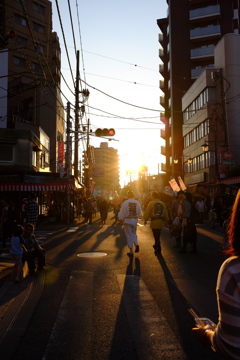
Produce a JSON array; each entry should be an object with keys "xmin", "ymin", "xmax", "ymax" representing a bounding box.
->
[{"xmin": 10, "ymin": 224, "xmax": 27, "ymax": 283}]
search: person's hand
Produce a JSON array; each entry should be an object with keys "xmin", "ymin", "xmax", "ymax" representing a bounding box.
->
[{"xmin": 192, "ymin": 325, "xmax": 214, "ymax": 347}]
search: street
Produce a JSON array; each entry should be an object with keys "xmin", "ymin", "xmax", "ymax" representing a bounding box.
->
[{"xmin": 0, "ymin": 211, "xmax": 225, "ymax": 360}]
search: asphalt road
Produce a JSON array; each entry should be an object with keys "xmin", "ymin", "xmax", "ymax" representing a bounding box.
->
[{"xmin": 1, "ymin": 212, "xmax": 226, "ymax": 360}]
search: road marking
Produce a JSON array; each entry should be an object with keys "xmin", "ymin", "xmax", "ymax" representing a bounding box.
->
[
  {"xmin": 117, "ymin": 274, "xmax": 187, "ymax": 359},
  {"xmin": 43, "ymin": 271, "xmax": 187, "ymax": 359},
  {"xmin": 197, "ymin": 227, "xmax": 222, "ymax": 243},
  {"xmin": 67, "ymin": 226, "xmax": 79, "ymax": 232},
  {"xmin": 42, "ymin": 271, "xmax": 93, "ymax": 360}
]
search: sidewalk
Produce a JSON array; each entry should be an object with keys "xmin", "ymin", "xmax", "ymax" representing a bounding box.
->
[{"xmin": 0, "ymin": 216, "xmax": 83, "ymax": 287}]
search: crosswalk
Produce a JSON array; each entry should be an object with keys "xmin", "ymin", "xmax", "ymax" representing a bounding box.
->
[{"xmin": 42, "ymin": 271, "xmax": 187, "ymax": 360}]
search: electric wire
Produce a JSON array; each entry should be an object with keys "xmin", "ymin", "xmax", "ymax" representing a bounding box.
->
[
  {"xmin": 81, "ymin": 79, "xmax": 161, "ymax": 112},
  {"xmin": 55, "ymin": 0, "xmax": 75, "ymax": 85},
  {"xmin": 67, "ymin": 0, "xmax": 77, "ymax": 56}
]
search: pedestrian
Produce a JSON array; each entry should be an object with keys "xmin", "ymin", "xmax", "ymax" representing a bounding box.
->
[
  {"xmin": 98, "ymin": 198, "xmax": 109, "ymax": 225},
  {"xmin": 118, "ymin": 190, "xmax": 141, "ymax": 255},
  {"xmin": 22, "ymin": 223, "xmax": 46, "ymax": 275},
  {"xmin": 195, "ymin": 197, "xmax": 206, "ymax": 223},
  {"xmin": 84, "ymin": 198, "xmax": 94, "ymax": 225},
  {"xmin": 10, "ymin": 224, "xmax": 27, "ymax": 283},
  {"xmin": 170, "ymin": 190, "xmax": 190, "ymax": 248},
  {"xmin": 0, "ymin": 199, "xmax": 13, "ymax": 251},
  {"xmin": 143, "ymin": 191, "xmax": 169, "ymax": 254},
  {"xmin": 192, "ymin": 188, "xmax": 240, "ymax": 359},
  {"xmin": 113, "ymin": 201, "xmax": 121, "ymax": 221},
  {"xmin": 179, "ymin": 192, "xmax": 198, "ymax": 254},
  {"xmin": 25, "ymin": 193, "xmax": 38, "ymax": 230},
  {"xmin": 21, "ymin": 198, "xmax": 28, "ymax": 225}
]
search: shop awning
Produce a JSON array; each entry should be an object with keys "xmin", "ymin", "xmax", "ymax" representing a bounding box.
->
[
  {"xmin": 216, "ymin": 176, "xmax": 240, "ymax": 185},
  {"xmin": 0, "ymin": 182, "xmax": 76, "ymax": 192}
]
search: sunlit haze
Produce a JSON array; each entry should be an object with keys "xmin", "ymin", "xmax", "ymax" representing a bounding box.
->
[{"xmin": 51, "ymin": 0, "xmax": 167, "ymax": 186}]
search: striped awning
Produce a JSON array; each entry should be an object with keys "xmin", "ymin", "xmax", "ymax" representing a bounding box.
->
[{"xmin": 0, "ymin": 182, "xmax": 76, "ymax": 192}]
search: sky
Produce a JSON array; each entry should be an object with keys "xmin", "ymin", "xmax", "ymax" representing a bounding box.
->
[{"xmin": 51, "ymin": 0, "xmax": 167, "ymax": 186}]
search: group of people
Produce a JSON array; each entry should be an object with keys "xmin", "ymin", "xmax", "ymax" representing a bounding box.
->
[
  {"xmin": 118, "ymin": 190, "xmax": 169, "ymax": 255},
  {"xmin": 119, "ymin": 189, "xmax": 198, "ymax": 256},
  {"xmin": 0, "ymin": 193, "xmax": 38, "ymax": 251},
  {"xmin": 10, "ymin": 222, "xmax": 46, "ymax": 283},
  {"xmin": 119, "ymin": 189, "xmax": 240, "ymax": 359}
]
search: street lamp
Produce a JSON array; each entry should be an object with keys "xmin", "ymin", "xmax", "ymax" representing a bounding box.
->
[
  {"xmin": 174, "ymin": 156, "xmax": 192, "ymax": 164},
  {"xmin": 201, "ymin": 142, "xmax": 209, "ymax": 152}
]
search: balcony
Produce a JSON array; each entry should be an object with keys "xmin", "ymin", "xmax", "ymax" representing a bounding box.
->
[
  {"xmin": 159, "ymin": 63, "xmax": 164, "ymax": 74},
  {"xmin": 161, "ymin": 145, "xmax": 166, "ymax": 156},
  {"xmin": 160, "ymin": 112, "xmax": 166, "ymax": 124},
  {"xmin": 160, "ymin": 96, "xmax": 165, "ymax": 107},
  {"xmin": 158, "ymin": 33, "xmax": 163, "ymax": 44},
  {"xmin": 191, "ymin": 64, "xmax": 214, "ymax": 79},
  {"xmin": 191, "ymin": 44, "xmax": 214, "ymax": 60},
  {"xmin": 190, "ymin": 4, "xmax": 220, "ymax": 22},
  {"xmin": 159, "ymin": 48, "xmax": 164, "ymax": 59},
  {"xmin": 160, "ymin": 128, "xmax": 165, "ymax": 139},
  {"xmin": 159, "ymin": 79, "xmax": 164, "ymax": 90},
  {"xmin": 190, "ymin": 24, "xmax": 221, "ymax": 40},
  {"xmin": 161, "ymin": 163, "xmax": 166, "ymax": 172}
]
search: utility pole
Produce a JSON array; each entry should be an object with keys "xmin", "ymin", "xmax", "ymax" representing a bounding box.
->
[
  {"xmin": 66, "ymin": 101, "xmax": 71, "ymax": 224},
  {"xmin": 85, "ymin": 118, "xmax": 90, "ymax": 197},
  {"xmin": 74, "ymin": 50, "xmax": 80, "ymax": 179}
]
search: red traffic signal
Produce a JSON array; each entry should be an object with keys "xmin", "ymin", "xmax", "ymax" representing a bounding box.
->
[{"xmin": 95, "ymin": 128, "xmax": 115, "ymax": 137}]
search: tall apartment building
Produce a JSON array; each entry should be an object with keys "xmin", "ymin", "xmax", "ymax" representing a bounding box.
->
[
  {"xmin": 157, "ymin": 0, "xmax": 240, "ymax": 181},
  {"xmin": 89, "ymin": 143, "xmax": 120, "ymax": 197},
  {"xmin": 0, "ymin": 0, "xmax": 64, "ymax": 173},
  {"xmin": 183, "ymin": 33, "xmax": 240, "ymax": 186}
]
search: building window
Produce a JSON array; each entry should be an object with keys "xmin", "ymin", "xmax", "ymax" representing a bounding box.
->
[
  {"xmin": 33, "ymin": 22, "xmax": 45, "ymax": 34},
  {"xmin": 35, "ymin": 44, "xmax": 44, "ymax": 54},
  {"xmin": 14, "ymin": 36, "xmax": 27, "ymax": 47},
  {"xmin": 0, "ymin": 145, "xmax": 13, "ymax": 162},
  {"xmin": 15, "ymin": 0, "xmax": 27, "ymax": 5},
  {"xmin": 33, "ymin": 2, "xmax": 45, "ymax": 14},
  {"xmin": 32, "ymin": 62, "xmax": 42, "ymax": 73},
  {"xmin": 15, "ymin": 15, "xmax": 27, "ymax": 26},
  {"xmin": 32, "ymin": 151, "xmax": 37, "ymax": 167},
  {"xmin": 14, "ymin": 56, "xmax": 26, "ymax": 67}
]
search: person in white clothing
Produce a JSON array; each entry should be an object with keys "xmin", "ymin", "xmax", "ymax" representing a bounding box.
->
[{"xmin": 118, "ymin": 191, "xmax": 141, "ymax": 255}]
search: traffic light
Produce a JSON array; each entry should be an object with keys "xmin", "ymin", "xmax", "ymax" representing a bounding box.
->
[{"xmin": 95, "ymin": 128, "xmax": 115, "ymax": 137}]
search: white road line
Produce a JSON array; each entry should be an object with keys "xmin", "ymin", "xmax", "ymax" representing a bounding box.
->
[
  {"xmin": 117, "ymin": 274, "xmax": 187, "ymax": 359},
  {"xmin": 42, "ymin": 271, "xmax": 93, "ymax": 360}
]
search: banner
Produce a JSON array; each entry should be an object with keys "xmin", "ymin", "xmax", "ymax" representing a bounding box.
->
[
  {"xmin": 169, "ymin": 178, "xmax": 180, "ymax": 192},
  {"xmin": 178, "ymin": 176, "xmax": 187, "ymax": 191}
]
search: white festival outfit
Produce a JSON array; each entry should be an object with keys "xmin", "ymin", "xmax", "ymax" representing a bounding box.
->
[{"xmin": 118, "ymin": 197, "xmax": 141, "ymax": 253}]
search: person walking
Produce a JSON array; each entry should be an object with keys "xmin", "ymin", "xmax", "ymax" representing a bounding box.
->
[
  {"xmin": 25, "ymin": 193, "xmax": 38, "ymax": 230},
  {"xmin": 98, "ymin": 198, "xmax": 109, "ymax": 225},
  {"xmin": 143, "ymin": 191, "xmax": 169, "ymax": 254},
  {"xmin": 22, "ymin": 223, "xmax": 46, "ymax": 275},
  {"xmin": 84, "ymin": 198, "xmax": 94, "ymax": 225},
  {"xmin": 179, "ymin": 192, "xmax": 198, "ymax": 253},
  {"xmin": 170, "ymin": 191, "xmax": 189, "ymax": 248},
  {"xmin": 195, "ymin": 197, "xmax": 206, "ymax": 224},
  {"xmin": 10, "ymin": 224, "xmax": 27, "ymax": 283},
  {"xmin": 118, "ymin": 191, "xmax": 141, "ymax": 255},
  {"xmin": 192, "ymin": 188, "xmax": 240, "ymax": 359}
]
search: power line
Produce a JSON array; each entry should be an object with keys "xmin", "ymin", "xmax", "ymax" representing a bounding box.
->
[
  {"xmin": 67, "ymin": 0, "xmax": 77, "ymax": 56},
  {"xmin": 81, "ymin": 79, "xmax": 161, "ymax": 112},
  {"xmin": 55, "ymin": 0, "xmax": 75, "ymax": 85},
  {"xmin": 82, "ymin": 50, "xmax": 158, "ymax": 72}
]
